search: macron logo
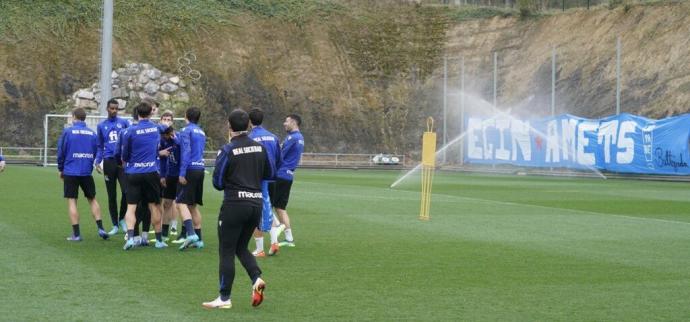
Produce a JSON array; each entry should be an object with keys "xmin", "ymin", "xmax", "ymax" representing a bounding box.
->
[
  {"xmin": 72, "ymin": 153, "xmax": 94, "ymax": 159},
  {"xmin": 133, "ymin": 162, "xmax": 156, "ymax": 167},
  {"xmin": 238, "ymin": 191, "xmax": 262, "ymax": 199}
]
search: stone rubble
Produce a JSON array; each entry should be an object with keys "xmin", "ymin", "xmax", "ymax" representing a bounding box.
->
[{"xmin": 70, "ymin": 62, "xmax": 193, "ymax": 112}]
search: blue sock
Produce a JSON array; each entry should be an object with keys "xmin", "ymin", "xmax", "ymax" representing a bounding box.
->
[
  {"xmin": 155, "ymin": 232, "xmax": 162, "ymax": 242},
  {"xmin": 184, "ymin": 219, "xmax": 194, "ymax": 237},
  {"xmin": 127, "ymin": 229, "xmax": 134, "ymax": 240},
  {"xmin": 72, "ymin": 224, "xmax": 80, "ymax": 237}
]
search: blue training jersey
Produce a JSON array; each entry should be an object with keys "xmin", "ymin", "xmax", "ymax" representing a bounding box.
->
[
  {"xmin": 178, "ymin": 122, "xmax": 206, "ymax": 177},
  {"xmin": 95, "ymin": 116, "xmax": 129, "ymax": 164},
  {"xmin": 249, "ymin": 126, "xmax": 281, "ymax": 180},
  {"xmin": 159, "ymin": 135, "xmax": 181, "ymax": 177},
  {"xmin": 57, "ymin": 121, "xmax": 98, "ymax": 176},
  {"xmin": 121, "ymin": 119, "xmax": 161, "ymax": 174},
  {"xmin": 276, "ymin": 130, "xmax": 304, "ymax": 181}
]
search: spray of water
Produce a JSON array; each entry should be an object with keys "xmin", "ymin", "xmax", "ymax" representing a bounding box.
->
[
  {"xmin": 389, "ymin": 115, "xmax": 502, "ymax": 188},
  {"xmin": 462, "ymin": 94, "xmax": 607, "ymax": 180},
  {"xmin": 389, "ymin": 92, "xmax": 606, "ymax": 189}
]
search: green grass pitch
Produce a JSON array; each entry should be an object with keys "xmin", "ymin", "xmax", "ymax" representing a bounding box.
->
[{"xmin": 2, "ymin": 165, "xmax": 690, "ymax": 320}]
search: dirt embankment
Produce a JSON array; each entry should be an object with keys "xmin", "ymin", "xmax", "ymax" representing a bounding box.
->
[
  {"xmin": 446, "ymin": 1, "xmax": 690, "ymax": 120},
  {"xmin": 1, "ymin": 2, "xmax": 688, "ymax": 153}
]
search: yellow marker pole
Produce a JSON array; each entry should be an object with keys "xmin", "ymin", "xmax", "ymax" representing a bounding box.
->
[{"xmin": 419, "ymin": 117, "xmax": 436, "ymax": 221}]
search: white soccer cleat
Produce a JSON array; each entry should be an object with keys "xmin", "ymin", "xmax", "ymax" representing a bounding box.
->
[{"xmin": 202, "ymin": 296, "xmax": 232, "ymax": 309}]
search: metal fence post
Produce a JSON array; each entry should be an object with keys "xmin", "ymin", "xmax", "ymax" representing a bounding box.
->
[
  {"xmin": 552, "ymin": 46, "xmax": 556, "ymax": 117},
  {"xmin": 43, "ymin": 115, "xmax": 49, "ymax": 167},
  {"xmin": 493, "ymin": 52, "xmax": 498, "ymax": 109},
  {"xmin": 460, "ymin": 56, "xmax": 465, "ymax": 166},
  {"xmin": 616, "ymin": 35, "xmax": 621, "ymax": 115},
  {"xmin": 443, "ymin": 55, "xmax": 448, "ymax": 164},
  {"xmin": 98, "ymin": 0, "xmax": 113, "ymax": 116}
]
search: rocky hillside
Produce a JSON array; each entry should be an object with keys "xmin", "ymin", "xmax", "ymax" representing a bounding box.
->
[{"xmin": 1, "ymin": 0, "xmax": 688, "ymax": 155}]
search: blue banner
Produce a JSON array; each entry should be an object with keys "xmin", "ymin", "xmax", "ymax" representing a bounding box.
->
[{"xmin": 464, "ymin": 113, "xmax": 690, "ymax": 175}]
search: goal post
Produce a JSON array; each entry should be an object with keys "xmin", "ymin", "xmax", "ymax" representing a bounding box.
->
[{"xmin": 43, "ymin": 114, "xmax": 186, "ymax": 167}]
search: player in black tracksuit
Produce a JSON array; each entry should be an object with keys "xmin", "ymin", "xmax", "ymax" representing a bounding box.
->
[{"xmin": 203, "ymin": 109, "xmax": 270, "ymax": 309}]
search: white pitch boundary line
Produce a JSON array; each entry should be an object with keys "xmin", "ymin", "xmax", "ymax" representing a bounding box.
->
[{"xmin": 298, "ymin": 183, "xmax": 690, "ymax": 227}]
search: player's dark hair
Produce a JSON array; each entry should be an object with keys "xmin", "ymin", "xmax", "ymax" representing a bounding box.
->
[
  {"xmin": 136, "ymin": 102, "xmax": 152, "ymax": 118},
  {"xmin": 186, "ymin": 107, "xmax": 201, "ymax": 124},
  {"xmin": 249, "ymin": 108, "xmax": 264, "ymax": 126},
  {"xmin": 287, "ymin": 113, "xmax": 301, "ymax": 127},
  {"xmin": 229, "ymin": 109, "xmax": 249, "ymax": 132},
  {"xmin": 107, "ymin": 98, "xmax": 118, "ymax": 107},
  {"xmin": 72, "ymin": 107, "xmax": 87, "ymax": 121}
]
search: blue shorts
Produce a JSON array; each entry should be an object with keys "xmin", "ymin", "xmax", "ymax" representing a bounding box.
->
[{"xmin": 258, "ymin": 181, "xmax": 274, "ymax": 232}]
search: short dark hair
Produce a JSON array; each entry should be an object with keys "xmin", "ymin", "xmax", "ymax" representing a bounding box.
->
[
  {"xmin": 136, "ymin": 102, "xmax": 152, "ymax": 118},
  {"xmin": 107, "ymin": 98, "xmax": 118, "ymax": 106},
  {"xmin": 72, "ymin": 107, "xmax": 87, "ymax": 121},
  {"xmin": 186, "ymin": 107, "xmax": 201, "ymax": 123},
  {"xmin": 229, "ymin": 109, "xmax": 249, "ymax": 132},
  {"xmin": 249, "ymin": 108, "xmax": 264, "ymax": 126},
  {"xmin": 287, "ymin": 113, "xmax": 301, "ymax": 127}
]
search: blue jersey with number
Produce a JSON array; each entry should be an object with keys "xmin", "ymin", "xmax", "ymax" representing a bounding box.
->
[{"xmin": 95, "ymin": 116, "xmax": 129, "ymax": 164}]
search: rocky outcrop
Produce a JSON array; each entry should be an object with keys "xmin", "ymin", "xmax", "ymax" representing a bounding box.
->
[{"xmin": 70, "ymin": 63, "xmax": 191, "ymax": 113}]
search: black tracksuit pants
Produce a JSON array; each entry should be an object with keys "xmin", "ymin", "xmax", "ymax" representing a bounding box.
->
[
  {"xmin": 217, "ymin": 202, "xmax": 262, "ymax": 298},
  {"xmin": 103, "ymin": 158, "xmax": 127, "ymax": 225}
]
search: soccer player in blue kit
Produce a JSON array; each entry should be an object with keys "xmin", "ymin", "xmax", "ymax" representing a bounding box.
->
[
  {"xmin": 57, "ymin": 107, "xmax": 108, "ymax": 241},
  {"xmin": 270, "ymin": 114, "xmax": 305, "ymax": 248},
  {"xmin": 95, "ymin": 99, "xmax": 129, "ymax": 235},
  {"xmin": 177, "ymin": 107, "xmax": 207, "ymax": 250},
  {"xmin": 247, "ymin": 108, "xmax": 281, "ymax": 257},
  {"xmin": 121, "ymin": 102, "xmax": 166, "ymax": 250}
]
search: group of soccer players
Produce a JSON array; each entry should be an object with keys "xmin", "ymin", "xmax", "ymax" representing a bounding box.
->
[
  {"xmin": 56, "ymin": 98, "xmax": 305, "ymax": 256},
  {"xmin": 57, "ymin": 99, "xmax": 207, "ymax": 250},
  {"xmin": 57, "ymin": 99, "xmax": 305, "ymax": 308}
]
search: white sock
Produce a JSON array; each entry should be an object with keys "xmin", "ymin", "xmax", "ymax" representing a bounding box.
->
[
  {"xmin": 270, "ymin": 226, "xmax": 279, "ymax": 244},
  {"xmin": 141, "ymin": 231, "xmax": 148, "ymax": 241},
  {"xmin": 255, "ymin": 237, "xmax": 264, "ymax": 252},
  {"xmin": 171, "ymin": 219, "xmax": 177, "ymax": 229},
  {"xmin": 284, "ymin": 229, "xmax": 293, "ymax": 242}
]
